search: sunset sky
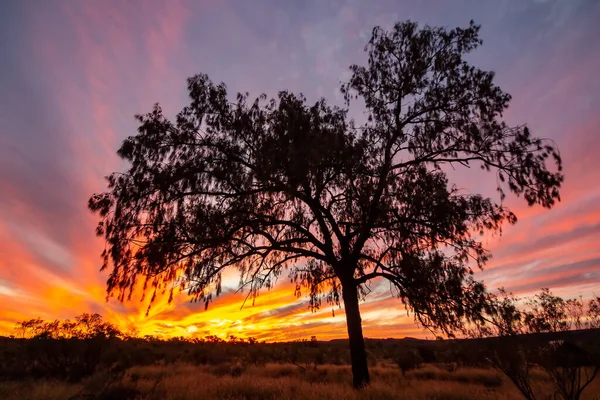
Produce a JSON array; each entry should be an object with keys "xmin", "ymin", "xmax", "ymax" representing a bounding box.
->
[{"xmin": 0, "ymin": 0, "xmax": 599, "ymax": 341}]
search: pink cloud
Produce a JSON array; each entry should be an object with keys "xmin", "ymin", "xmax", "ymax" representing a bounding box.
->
[{"xmin": 1, "ymin": 0, "xmax": 599, "ymax": 340}]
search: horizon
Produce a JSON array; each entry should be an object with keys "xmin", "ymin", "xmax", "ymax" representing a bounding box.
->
[{"xmin": 1, "ymin": 0, "xmax": 599, "ymax": 342}]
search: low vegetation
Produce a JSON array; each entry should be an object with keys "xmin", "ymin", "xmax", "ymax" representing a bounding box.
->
[
  {"xmin": 1, "ymin": 362, "xmax": 599, "ymax": 400},
  {"xmin": 1, "ymin": 289, "xmax": 599, "ymax": 399}
]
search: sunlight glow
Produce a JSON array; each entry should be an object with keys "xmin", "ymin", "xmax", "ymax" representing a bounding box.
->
[{"xmin": 0, "ymin": 0, "xmax": 599, "ymax": 342}]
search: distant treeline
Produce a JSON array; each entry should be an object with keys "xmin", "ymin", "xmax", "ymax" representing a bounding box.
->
[{"xmin": 8, "ymin": 287, "xmax": 600, "ymax": 342}]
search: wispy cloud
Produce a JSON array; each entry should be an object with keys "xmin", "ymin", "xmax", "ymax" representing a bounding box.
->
[{"xmin": 0, "ymin": 0, "xmax": 599, "ymax": 340}]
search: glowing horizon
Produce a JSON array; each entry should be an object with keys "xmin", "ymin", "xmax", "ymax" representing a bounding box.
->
[{"xmin": 1, "ymin": 0, "xmax": 599, "ymax": 341}]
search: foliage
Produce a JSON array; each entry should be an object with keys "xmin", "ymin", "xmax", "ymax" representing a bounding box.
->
[
  {"xmin": 586, "ymin": 297, "xmax": 600, "ymax": 329},
  {"xmin": 4, "ymin": 314, "xmax": 122, "ymax": 382},
  {"xmin": 14, "ymin": 313, "xmax": 121, "ymax": 340},
  {"xmin": 393, "ymin": 347, "xmax": 423, "ymax": 376},
  {"xmin": 524, "ymin": 288, "xmax": 569, "ymax": 333},
  {"xmin": 565, "ymin": 297, "xmax": 585, "ymax": 331}
]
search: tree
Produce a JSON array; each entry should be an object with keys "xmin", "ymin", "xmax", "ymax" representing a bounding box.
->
[
  {"xmin": 565, "ymin": 297, "xmax": 584, "ymax": 330},
  {"xmin": 538, "ymin": 340, "xmax": 600, "ymax": 400},
  {"xmin": 524, "ymin": 288, "xmax": 568, "ymax": 333},
  {"xmin": 472, "ymin": 289, "xmax": 538, "ymax": 400},
  {"xmin": 89, "ymin": 20, "xmax": 562, "ymax": 388},
  {"xmin": 468, "ymin": 287, "xmax": 525, "ymax": 338},
  {"xmin": 587, "ymin": 296, "xmax": 600, "ymax": 329},
  {"xmin": 490, "ymin": 342, "xmax": 538, "ymax": 400},
  {"xmin": 14, "ymin": 318, "xmax": 45, "ymax": 339},
  {"xmin": 474, "ymin": 289, "xmax": 599, "ymax": 400}
]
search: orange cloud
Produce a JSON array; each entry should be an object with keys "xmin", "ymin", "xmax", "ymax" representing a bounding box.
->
[{"xmin": 1, "ymin": 1, "xmax": 599, "ymax": 343}]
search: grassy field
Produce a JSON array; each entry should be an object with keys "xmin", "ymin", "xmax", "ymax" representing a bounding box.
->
[{"xmin": 2, "ymin": 362, "xmax": 599, "ymax": 400}]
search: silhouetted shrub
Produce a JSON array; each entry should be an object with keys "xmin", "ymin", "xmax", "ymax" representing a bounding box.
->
[{"xmin": 393, "ymin": 348, "xmax": 423, "ymax": 377}]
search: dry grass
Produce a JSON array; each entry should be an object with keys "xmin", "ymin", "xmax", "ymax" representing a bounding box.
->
[{"xmin": 1, "ymin": 363, "xmax": 599, "ymax": 400}]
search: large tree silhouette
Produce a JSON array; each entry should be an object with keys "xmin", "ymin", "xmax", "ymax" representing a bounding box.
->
[{"xmin": 89, "ymin": 20, "xmax": 562, "ymax": 388}]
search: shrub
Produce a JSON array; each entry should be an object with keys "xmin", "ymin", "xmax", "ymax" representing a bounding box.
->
[{"xmin": 393, "ymin": 348, "xmax": 423, "ymax": 377}]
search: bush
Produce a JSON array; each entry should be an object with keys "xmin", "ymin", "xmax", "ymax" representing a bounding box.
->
[{"xmin": 393, "ymin": 348, "xmax": 423, "ymax": 377}]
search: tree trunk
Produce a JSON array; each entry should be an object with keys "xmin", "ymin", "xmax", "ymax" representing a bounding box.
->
[{"xmin": 342, "ymin": 279, "xmax": 370, "ymax": 388}]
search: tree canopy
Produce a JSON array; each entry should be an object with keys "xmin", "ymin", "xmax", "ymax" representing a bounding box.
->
[{"xmin": 89, "ymin": 20, "xmax": 563, "ymax": 388}]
